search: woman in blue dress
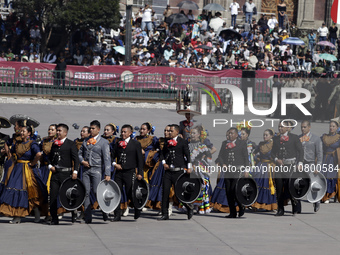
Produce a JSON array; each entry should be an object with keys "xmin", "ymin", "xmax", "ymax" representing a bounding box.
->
[
  {"xmin": 135, "ymin": 122, "xmax": 158, "ymax": 182},
  {"xmin": 146, "ymin": 125, "xmax": 169, "ymax": 210},
  {"xmin": 39, "ymin": 124, "xmax": 57, "ymax": 186},
  {"xmin": 252, "ymin": 129, "xmax": 277, "ymax": 211},
  {"xmin": 321, "ymin": 120, "xmax": 340, "ymax": 203},
  {"xmin": 0, "ymin": 122, "xmax": 47, "ymax": 224},
  {"xmin": 190, "ymin": 126, "xmax": 212, "ymax": 214}
]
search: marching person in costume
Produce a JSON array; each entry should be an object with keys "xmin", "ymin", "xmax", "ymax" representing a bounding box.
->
[
  {"xmin": 190, "ymin": 126, "xmax": 212, "ymax": 214},
  {"xmin": 74, "ymin": 126, "xmax": 90, "ymax": 220},
  {"xmin": 215, "ymin": 127, "xmax": 249, "ymax": 218},
  {"xmin": 75, "ymin": 126, "xmax": 91, "ymax": 151},
  {"xmin": 111, "ymin": 124, "xmax": 144, "ymax": 221},
  {"xmin": 135, "ymin": 122, "xmax": 158, "ymax": 182},
  {"xmin": 299, "ymin": 121, "xmax": 323, "ymax": 211},
  {"xmin": 79, "ymin": 120, "xmax": 111, "ymax": 223},
  {"xmin": 0, "ymin": 117, "xmax": 11, "ymax": 184},
  {"xmin": 39, "ymin": 124, "xmax": 57, "ymax": 185},
  {"xmin": 271, "ymin": 120, "xmax": 304, "ymax": 216},
  {"xmin": 237, "ymin": 121, "xmax": 256, "ymax": 167},
  {"xmin": 158, "ymin": 124, "xmax": 193, "ymax": 220},
  {"xmin": 321, "ymin": 119, "xmax": 340, "ymax": 203},
  {"xmin": 48, "ymin": 123, "xmax": 79, "ymax": 225},
  {"xmin": 146, "ymin": 125, "xmax": 172, "ymax": 211},
  {"xmin": 179, "ymin": 113, "xmax": 194, "ymax": 141},
  {"xmin": 252, "ymin": 129, "xmax": 277, "ymax": 211},
  {"xmin": 0, "ymin": 120, "xmax": 47, "ymax": 224}
]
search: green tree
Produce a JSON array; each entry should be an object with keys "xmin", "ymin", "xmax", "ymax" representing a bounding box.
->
[{"xmin": 13, "ymin": 0, "xmax": 120, "ymax": 54}]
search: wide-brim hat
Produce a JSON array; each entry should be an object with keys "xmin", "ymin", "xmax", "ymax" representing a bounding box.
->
[
  {"xmin": 306, "ymin": 171, "xmax": 327, "ymax": 203},
  {"xmin": 0, "ymin": 117, "xmax": 11, "ymax": 128},
  {"xmin": 177, "ymin": 109, "xmax": 201, "ymax": 117},
  {"xmin": 97, "ymin": 180, "xmax": 121, "ymax": 213},
  {"xmin": 235, "ymin": 177, "xmax": 258, "ymax": 206},
  {"xmin": 59, "ymin": 178, "xmax": 86, "ymax": 211},
  {"xmin": 9, "ymin": 114, "xmax": 40, "ymax": 128},
  {"xmin": 289, "ymin": 170, "xmax": 311, "ymax": 200},
  {"xmin": 175, "ymin": 172, "xmax": 203, "ymax": 203},
  {"xmin": 132, "ymin": 178, "xmax": 149, "ymax": 210}
]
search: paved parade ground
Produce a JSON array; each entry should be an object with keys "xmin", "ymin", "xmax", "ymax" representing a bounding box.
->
[{"xmin": 0, "ymin": 99, "xmax": 339, "ymax": 255}]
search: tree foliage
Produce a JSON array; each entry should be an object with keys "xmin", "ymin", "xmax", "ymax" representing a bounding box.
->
[{"xmin": 13, "ymin": 0, "xmax": 120, "ymax": 53}]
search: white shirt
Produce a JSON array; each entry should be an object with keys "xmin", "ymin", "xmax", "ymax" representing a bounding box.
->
[
  {"xmin": 267, "ymin": 18, "xmax": 278, "ymax": 29},
  {"xmin": 230, "ymin": 2, "xmax": 240, "ymax": 15},
  {"xmin": 244, "ymin": 2, "xmax": 256, "ymax": 13},
  {"xmin": 142, "ymin": 8, "xmax": 152, "ymax": 22},
  {"xmin": 317, "ymin": 26, "xmax": 328, "ymax": 37}
]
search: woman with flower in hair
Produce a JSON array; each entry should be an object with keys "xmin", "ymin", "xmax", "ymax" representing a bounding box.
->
[
  {"xmin": 189, "ymin": 126, "xmax": 212, "ymax": 214},
  {"xmin": 252, "ymin": 129, "xmax": 277, "ymax": 211},
  {"xmin": 321, "ymin": 120, "xmax": 340, "ymax": 203},
  {"xmin": 0, "ymin": 120, "xmax": 47, "ymax": 224}
]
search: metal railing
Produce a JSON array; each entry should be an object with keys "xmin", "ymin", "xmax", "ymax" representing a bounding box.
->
[{"xmin": 0, "ymin": 68, "xmax": 272, "ymax": 103}]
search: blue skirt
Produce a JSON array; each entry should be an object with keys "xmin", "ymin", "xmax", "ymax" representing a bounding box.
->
[
  {"xmin": 0, "ymin": 161, "xmax": 47, "ymax": 217},
  {"xmin": 146, "ymin": 162, "xmax": 164, "ymax": 209},
  {"xmin": 251, "ymin": 163, "xmax": 277, "ymax": 210}
]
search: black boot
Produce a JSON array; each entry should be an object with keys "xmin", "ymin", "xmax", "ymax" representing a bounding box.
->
[
  {"xmin": 275, "ymin": 208, "xmax": 284, "ymax": 216},
  {"xmin": 134, "ymin": 209, "xmax": 141, "ymax": 220}
]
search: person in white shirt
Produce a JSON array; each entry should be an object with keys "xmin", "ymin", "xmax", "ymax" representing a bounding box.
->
[
  {"xmin": 243, "ymin": 0, "xmax": 256, "ymax": 24},
  {"xmin": 141, "ymin": 5, "xmax": 153, "ymax": 32},
  {"xmin": 317, "ymin": 23, "xmax": 328, "ymax": 49},
  {"xmin": 92, "ymin": 52, "xmax": 101, "ymax": 65},
  {"xmin": 230, "ymin": 0, "xmax": 240, "ymax": 29},
  {"xmin": 267, "ymin": 14, "xmax": 278, "ymax": 32}
]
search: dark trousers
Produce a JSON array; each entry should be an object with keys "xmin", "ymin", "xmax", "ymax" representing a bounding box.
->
[
  {"xmin": 50, "ymin": 171, "xmax": 71, "ymax": 221},
  {"xmin": 161, "ymin": 170, "xmax": 192, "ymax": 215},
  {"xmin": 114, "ymin": 169, "xmax": 136, "ymax": 215},
  {"xmin": 314, "ymin": 96, "xmax": 329, "ymax": 121},
  {"xmin": 274, "ymin": 168, "xmax": 301, "ymax": 212},
  {"xmin": 225, "ymin": 178, "xmax": 242, "ymax": 216}
]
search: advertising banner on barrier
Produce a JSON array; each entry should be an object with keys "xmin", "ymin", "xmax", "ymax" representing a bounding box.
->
[{"xmin": 0, "ymin": 61, "xmax": 287, "ymax": 86}]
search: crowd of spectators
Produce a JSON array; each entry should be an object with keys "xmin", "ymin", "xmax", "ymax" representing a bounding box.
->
[{"xmin": 0, "ymin": 0, "xmax": 339, "ymax": 74}]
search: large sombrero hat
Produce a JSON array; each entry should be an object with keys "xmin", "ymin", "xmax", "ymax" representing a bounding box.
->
[
  {"xmin": 9, "ymin": 114, "xmax": 40, "ymax": 128},
  {"xmin": 175, "ymin": 172, "xmax": 203, "ymax": 203},
  {"xmin": 177, "ymin": 109, "xmax": 201, "ymax": 117},
  {"xmin": 96, "ymin": 180, "xmax": 121, "ymax": 213},
  {"xmin": 132, "ymin": 178, "xmax": 149, "ymax": 210},
  {"xmin": 0, "ymin": 117, "xmax": 11, "ymax": 128},
  {"xmin": 59, "ymin": 178, "xmax": 86, "ymax": 211}
]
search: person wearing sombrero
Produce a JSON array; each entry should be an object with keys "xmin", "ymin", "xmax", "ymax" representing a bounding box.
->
[
  {"xmin": 111, "ymin": 124, "xmax": 144, "ymax": 221},
  {"xmin": 0, "ymin": 120, "xmax": 47, "ymax": 224},
  {"xmin": 79, "ymin": 120, "xmax": 111, "ymax": 223},
  {"xmin": 38, "ymin": 124, "xmax": 65, "ymax": 221},
  {"xmin": 179, "ymin": 112, "xmax": 194, "ymax": 141},
  {"xmin": 102, "ymin": 123, "xmax": 129, "ymax": 216}
]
